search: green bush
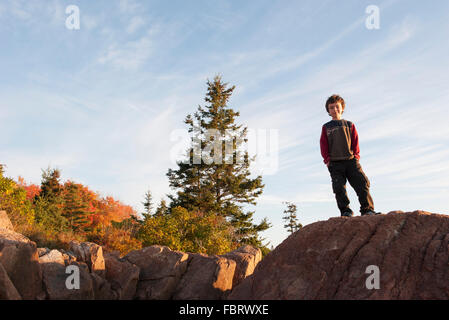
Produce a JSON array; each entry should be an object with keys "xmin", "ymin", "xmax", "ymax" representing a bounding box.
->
[
  {"xmin": 0, "ymin": 168, "xmax": 35, "ymax": 228},
  {"xmin": 137, "ymin": 206, "xmax": 236, "ymax": 255}
]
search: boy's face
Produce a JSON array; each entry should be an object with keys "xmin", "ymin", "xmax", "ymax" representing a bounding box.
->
[{"xmin": 328, "ymin": 102, "xmax": 343, "ymax": 120}]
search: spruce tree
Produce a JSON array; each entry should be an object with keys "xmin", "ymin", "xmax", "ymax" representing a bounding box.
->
[
  {"xmin": 63, "ymin": 182, "xmax": 91, "ymax": 232},
  {"xmin": 154, "ymin": 199, "xmax": 168, "ymax": 216},
  {"xmin": 282, "ymin": 201, "xmax": 302, "ymax": 234},
  {"xmin": 34, "ymin": 167, "xmax": 69, "ymax": 232},
  {"xmin": 142, "ymin": 189, "xmax": 153, "ymax": 218},
  {"xmin": 167, "ymin": 75, "xmax": 270, "ymax": 247},
  {"xmin": 39, "ymin": 167, "xmax": 62, "ymax": 200}
]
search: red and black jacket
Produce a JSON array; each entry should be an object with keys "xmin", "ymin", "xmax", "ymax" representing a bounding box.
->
[{"xmin": 320, "ymin": 119, "xmax": 360, "ymax": 165}]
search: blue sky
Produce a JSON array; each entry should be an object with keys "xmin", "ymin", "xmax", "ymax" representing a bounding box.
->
[{"xmin": 1, "ymin": 0, "xmax": 449, "ymax": 248}]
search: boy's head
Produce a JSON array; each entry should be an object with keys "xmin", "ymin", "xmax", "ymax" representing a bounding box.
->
[{"xmin": 325, "ymin": 94, "xmax": 345, "ymax": 119}]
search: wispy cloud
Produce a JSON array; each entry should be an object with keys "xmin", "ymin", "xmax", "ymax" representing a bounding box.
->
[
  {"xmin": 9, "ymin": 1, "xmax": 32, "ymax": 20},
  {"xmin": 126, "ymin": 16, "xmax": 145, "ymax": 34},
  {"xmin": 97, "ymin": 29, "xmax": 155, "ymax": 70},
  {"xmin": 118, "ymin": 0, "xmax": 141, "ymax": 14},
  {"xmin": 258, "ymin": 188, "xmax": 333, "ymax": 206},
  {"xmin": 2, "ymin": 0, "xmax": 65, "ymax": 26}
]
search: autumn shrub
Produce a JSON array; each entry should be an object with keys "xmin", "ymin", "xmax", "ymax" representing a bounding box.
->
[
  {"xmin": 88, "ymin": 225, "xmax": 142, "ymax": 257},
  {"xmin": 0, "ymin": 168, "xmax": 35, "ymax": 228},
  {"xmin": 137, "ymin": 206, "xmax": 237, "ymax": 255},
  {"xmin": 19, "ymin": 222, "xmax": 87, "ymax": 251}
]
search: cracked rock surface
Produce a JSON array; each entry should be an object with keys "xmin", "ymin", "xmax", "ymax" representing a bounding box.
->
[{"xmin": 228, "ymin": 211, "xmax": 449, "ymax": 300}]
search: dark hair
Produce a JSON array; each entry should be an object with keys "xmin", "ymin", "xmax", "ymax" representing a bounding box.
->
[{"xmin": 325, "ymin": 94, "xmax": 345, "ymax": 114}]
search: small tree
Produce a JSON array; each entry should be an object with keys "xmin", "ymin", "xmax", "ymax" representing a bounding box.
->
[
  {"xmin": 39, "ymin": 167, "xmax": 63, "ymax": 200},
  {"xmin": 63, "ymin": 182, "xmax": 91, "ymax": 233},
  {"xmin": 282, "ymin": 201, "xmax": 302, "ymax": 234},
  {"xmin": 33, "ymin": 167, "xmax": 68, "ymax": 232},
  {"xmin": 33, "ymin": 196, "xmax": 69, "ymax": 232},
  {"xmin": 142, "ymin": 189, "xmax": 153, "ymax": 218},
  {"xmin": 154, "ymin": 199, "xmax": 169, "ymax": 216}
]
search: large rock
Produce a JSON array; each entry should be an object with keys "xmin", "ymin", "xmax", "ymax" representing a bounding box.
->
[
  {"xmin": 0, "ymin": 211, "xmax": 14, "ymax": 231},
  {"xmin": 221, "ymin": 245, "xmax": 262, "ymax": 288},
  {"xmin": 0, "ymin": 262, "xmax": 21, "ymax": 300},
  {"xmin": 228, "ymin": 211, "xmax": 449, "ymax": 300},
  {"xmin": 173, "ymin": 253, "xmax": 236, "ymax": 300},
  {"xmin": 41, "ymin": 260, "xmax": 94, "ymax": 300},
  {"xmin": 124, "ymin": 245, "xmax": 189, "ymax": 300},
  {"xmin": 69, "ymin": 241, "xmax": 105, "ymax": 277},
  {"xmin": 104, "ymin": 252, "xmax": 139, "ymax": 300},
  {"xmin": 0, "ymin": 227, "xmax": 44, "ymax": 300},
  {"xmin": 90, "ymin": 272, "xmax": 117, "ymax": 300},
  {"xmin": 38, "ymin": 248, "xmax": 114, "ymax": 300}
]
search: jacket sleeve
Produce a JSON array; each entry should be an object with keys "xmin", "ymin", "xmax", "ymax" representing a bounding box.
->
[
  {"xmin": 320, "ymin": 125, "xmax": 330, "ymax": 164},
  {"xmin": 351, "ymin": 123, "xmax": 360, "ymax": 160}
]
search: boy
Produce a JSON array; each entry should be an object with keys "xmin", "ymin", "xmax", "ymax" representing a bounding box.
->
[{"xmin": 320, "ymin": 94, "xmax": 378, "ymax": 217}]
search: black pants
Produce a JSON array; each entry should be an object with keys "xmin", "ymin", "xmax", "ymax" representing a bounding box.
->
[{"xmin": 328, "ymin": 158, "xmax": 374, "ymax": 215}]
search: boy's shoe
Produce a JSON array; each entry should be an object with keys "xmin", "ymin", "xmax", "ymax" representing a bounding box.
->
[
  {"xmin": 341, "ymin": 210, "xmax": 353, "ymax": 217},
  {"xmin": 362, "ymin": 210, "xmax": 380, "ymax": 216}
]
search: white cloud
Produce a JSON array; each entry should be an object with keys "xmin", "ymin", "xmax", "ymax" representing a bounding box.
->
[
  {"xmin": 127, "ymin": 16, "xmax": 145, "ymax": 34},
  {"xmin": 10, "ymin": 1, "xmax": 32, "ymax": 20},
  {"xmin": 3, "ymin": 0, "xmax": 64, "ymax": 25},
  {"xmin": 98, "ymin": 34, "xmax": 153, "ymax": 70},
  {"xmin": 240, "ymin": 16, "xmax": 419, "ymax": 117},
  {"xmin": 119, "ymin": 0, "xmax": 141, "ymax": 14},
  {"xmin": 83, "ymin": 14, "xmax": 98, "ymax": 30}
]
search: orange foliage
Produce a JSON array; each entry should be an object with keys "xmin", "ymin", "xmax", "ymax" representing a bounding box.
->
[
  {"xmin": 93, "ymin": 196, "xmax": 137, "ymax": 227},
  {"xmin": 17, "ymin": 176, "xmax": 41, "ymax": 200},
  {"xmin": 60, "ymin": 181, "xmax": 137, "ymax": 230},
  {"xmin": 17, "ymin": 174, "xmax": 137, "ymax": 236}
]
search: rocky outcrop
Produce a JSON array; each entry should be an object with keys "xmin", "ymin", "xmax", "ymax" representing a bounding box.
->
[
  {"xmin": 222, "ymin": 245, "xmax": 262, "ymax": 288},
  {"xmin": 0, "ymin": 211, "xmax": 14, "ymax": 231},
  {"xmin": 123, "ymin": 245, "xmax": 253, "ymax": 300},
  {"xmin": 172, "ymin": 253, "xmax": 236, "ymax": 300},
  {"xmin": 69, "ymin": 241, "xmax": 106, "ymax": 277},
  {"xmin": 104, "ymin": 252, "xmax": 139, "ymax": 300},
  {"xmin": 0, "ymin": 211, "xmax": 261, "ymax": 300},
  {"xmin": 3, "ymin": 209, "xmax": 449, "ymax": 300},
  {"xmin": 0, "ymin": 225, "xmax": 44, "ymax": 300},
  {"xmin": 124, "ymin": 245, "xmax": 189, "ymax": 300},
  {"xmin": 228, "ymin": 210, "xmax": 449, "ymax": 300},
  {"xmin": 0, "ymin": 263, "xmax": 21, "ymax": 300}
]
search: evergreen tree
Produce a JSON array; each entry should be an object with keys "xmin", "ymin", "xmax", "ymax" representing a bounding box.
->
[
  {"xmin": 154, "ymin": 199, "xmax": 168, "ymax": 217},
  {"xmin": 34, "ymin": 167, "xmax": 68, "ymax": 232},
  {"xmin": 282, "ymin": 201, "xmax": 302, "ymax": 234},
  {"xmin": 142, "ymin": 189, "xmax": 153, "ymax": 218},
  {"xmin": 33, "ymin": 196, "xmax": 69, "ymax": 232},
  {"xmin": 39, "ymin": 167, "xmax": 62, "ymax": 200},
  {"xmin": 167, "ymin": 75, "xmax": 270, "ymax": 247},
  {"xmin": 63, "ymin": 182, "xmax": 91, "ymax": 232}
]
